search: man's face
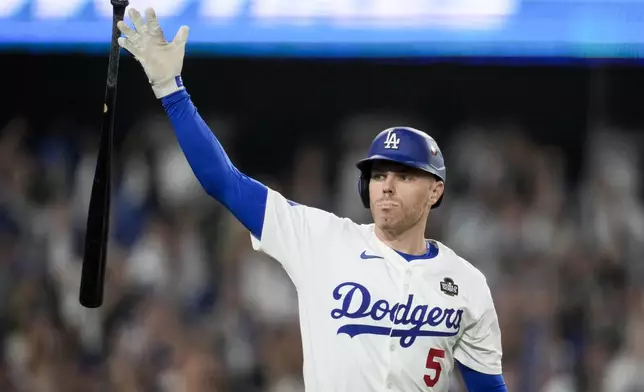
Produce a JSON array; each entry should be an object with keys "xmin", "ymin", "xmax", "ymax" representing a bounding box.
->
[{"xmin": 368, "ymin": 160, "xmax": 444, "ymax": 234}]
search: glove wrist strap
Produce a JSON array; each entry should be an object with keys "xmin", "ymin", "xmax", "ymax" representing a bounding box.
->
[{"xmin": 152, "ymin": 76, "xmax": 185, "ymax": 99}]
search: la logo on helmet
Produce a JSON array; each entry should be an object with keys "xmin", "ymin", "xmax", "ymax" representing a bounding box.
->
[{"xmin": 383, "ymin": 130, "xmax": 400, "ymax": 149}]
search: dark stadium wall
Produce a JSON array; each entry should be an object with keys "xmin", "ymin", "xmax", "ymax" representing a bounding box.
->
[{"xmin": 1, "ymin": 54, "xmax": 644, "ymax": 187}]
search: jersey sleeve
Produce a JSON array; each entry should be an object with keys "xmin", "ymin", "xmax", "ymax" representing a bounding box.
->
[
  {"xmin": 453, "ymin": 281, "xmax": 504, "ymax": 375},
  {"xmin": 250, "ymin": 187, "xmax": 345, "ymax": 286}
]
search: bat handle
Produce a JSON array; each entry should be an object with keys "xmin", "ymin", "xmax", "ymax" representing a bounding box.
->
[{"xmin": 111, "ymin": 0, "xmax": 130, "ymax": 8}]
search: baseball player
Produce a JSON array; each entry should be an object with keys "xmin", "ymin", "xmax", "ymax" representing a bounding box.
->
[{"xmin": 117, "ymin": 7, "xmax": 508, "ymax": 391}]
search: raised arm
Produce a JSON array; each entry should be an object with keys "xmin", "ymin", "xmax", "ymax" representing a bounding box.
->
[
  {"xmin": 116, "ymin": 7, "xmax": 348, "ymax": 287},
  {"xmin": 160, "ymin": 89, "xmax": 268, "ymax": 238},
  {"xmin": 117, "ymin": 7, "xmax": 267, "ymax": 239}
]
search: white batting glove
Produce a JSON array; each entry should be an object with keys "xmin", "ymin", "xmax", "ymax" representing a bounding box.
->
[{"xmin": 117, "ymin": 7, "xmax": 189, "ymax": 99}]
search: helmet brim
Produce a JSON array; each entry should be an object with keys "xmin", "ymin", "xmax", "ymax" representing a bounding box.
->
[
  {"xmin": 356, "ymin": 155, "xmax": 444, "ymax": 182},
  {"xmin": 356, "ymin": 155, "xmax": 421, "ymax": 173}
]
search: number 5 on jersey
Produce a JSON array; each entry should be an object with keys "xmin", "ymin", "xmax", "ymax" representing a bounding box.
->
[{"xmin": 424, "ymin": 348, "xmax": 445, "ymax": 387}]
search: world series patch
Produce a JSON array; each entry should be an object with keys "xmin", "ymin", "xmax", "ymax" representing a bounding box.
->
[{"xmin": 440, "ymin": 277, "xmax": 458, "ymax": 296}]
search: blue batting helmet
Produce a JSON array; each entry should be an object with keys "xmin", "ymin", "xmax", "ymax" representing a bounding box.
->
[{"xmin": 355, "ymin": 126, "xmax": 446, "ymax": 209}]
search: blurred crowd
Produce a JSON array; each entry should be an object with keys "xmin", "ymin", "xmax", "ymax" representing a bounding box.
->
[{"xmin": 0, "ymin": 106, "xmax": 643, "ymax": 392}]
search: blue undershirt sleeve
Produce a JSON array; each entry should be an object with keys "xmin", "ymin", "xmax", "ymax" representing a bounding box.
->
[
  {"xmin": 457, "ymin": 361, "xmax": 508, "ymax": 392},
  {"xmin": 160, "ymin": 89, "xmax": 267, "ymax": 239}
]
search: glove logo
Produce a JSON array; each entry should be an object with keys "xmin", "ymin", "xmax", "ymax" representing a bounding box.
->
[{"xmin": 383, "ymin": 130, "xmax": 400, "ymax": 149}]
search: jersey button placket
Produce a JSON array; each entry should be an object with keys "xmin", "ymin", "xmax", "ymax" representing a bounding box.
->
[
  {"xmin": 387, "ymin": 268, "xmax": 412, "ymax": 390},
  {"xmin": 403, "ymin": 269, "xmax": 412, "ymax": 291},
  {"xmin": 386, "ymin": 268, "xmax": 401, "ymax": 390}
]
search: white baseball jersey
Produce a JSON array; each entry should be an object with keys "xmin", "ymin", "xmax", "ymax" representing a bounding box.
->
[{"xmin": 250, "ymin": 188, "xmax": 503, "ymax": 392}]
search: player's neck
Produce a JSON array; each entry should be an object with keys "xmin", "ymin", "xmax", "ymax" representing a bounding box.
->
[{"xmin": 374, "ymin": 224, "xmax": 427, "ymax": 256}]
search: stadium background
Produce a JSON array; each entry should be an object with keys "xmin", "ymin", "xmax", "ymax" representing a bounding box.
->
[{"xmin": 2, "ymin": 1, "xmax": 644, "ymax": 391}]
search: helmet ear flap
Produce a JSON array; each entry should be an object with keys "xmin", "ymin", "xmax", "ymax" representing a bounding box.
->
[{"xmin": 358, "ymin": 174, "xmax": 370, "ymax": 209}]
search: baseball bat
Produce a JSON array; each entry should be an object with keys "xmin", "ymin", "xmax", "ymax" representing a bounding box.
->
[{"xmin": 79, "ymin": 0, "xmax": 129, "ymax": 308}]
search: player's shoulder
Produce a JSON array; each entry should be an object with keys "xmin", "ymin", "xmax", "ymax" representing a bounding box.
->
[
  {"xmin": 433, "ymin": 240, "xmax": 490, "ymax": 289},
  {"xmin": 267, "ymin": 187, "xmax": 362, "ymax": 229}
]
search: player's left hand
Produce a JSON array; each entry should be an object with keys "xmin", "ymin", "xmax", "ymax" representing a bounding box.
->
[{"xmin": 117, "ymin": 7, "xmax": 189, "ymax": 99}]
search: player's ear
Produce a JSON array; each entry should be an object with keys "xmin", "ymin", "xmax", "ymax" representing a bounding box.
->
[{"xmin": 428, "ymin": 178, "xmax": 444, "ymax": 207}]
